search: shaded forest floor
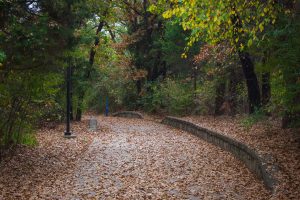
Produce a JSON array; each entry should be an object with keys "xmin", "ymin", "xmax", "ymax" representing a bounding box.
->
[
  {"xmin": 0, "ymin": 119, "xmax": 94, "ymax": 199},
  {"xmin": 182, "ymin": 116, "xmax": 300, "ymax": 199},
  {"xmin": 0, "ymin": 115, "xmax": 298, "ymax": 199}
]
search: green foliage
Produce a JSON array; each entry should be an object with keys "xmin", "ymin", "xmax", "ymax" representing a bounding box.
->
[
  {"xmin": 84, "ymin": 65, "xmax": 136, "ymax": 113},
  {"xmin": 21, "ymin": 133, "xmax": 38, "ymax": 147},
  {"xmin": 272, "ymin": 17, "xmax": 300, "ymax": 114},
  {"xmin": 240, "ymin": 109, "xmax": 267, "ymax": 130},
  {"xmin": 151, "ymin": 0, "xmax": 282, "ymax": 53},
  {"xmin": 160, "ymin": 21, "xmax": 199, "ymax": 74},
  {"xmin": 0, "ymin": 0, "xmax": 299, "ymax": 152},
  {"xmin": 0, "ymin": 50, "xmax": 5, "ymax": 64},
  {"xmin": 0, "ymin": 120, "xmax": 37, "ymax": 147},
  {"xmin": 0, "ymin": 0, "xmax": 92, "ymax": 146},
  {"xmin": 140, "ymin": 82, "xmax": 165, "ymax": 113},
  {"xmin": 266, "ymin": 71, "xmax": 286, "ymax": 115},
  {"xmin": 194, "ymin": 80, "xmax": 216, "ymax": 115},
  {"xmin": 0, "ymin": 69, "xmax": 63, "ymax": 146},
  {"xmin": 140, "ymin": 79, "xmax": 193, "ymax": 115},
  {"xmin": 254, "ymin": 9, "xmax": 300, "ymax": 126}
]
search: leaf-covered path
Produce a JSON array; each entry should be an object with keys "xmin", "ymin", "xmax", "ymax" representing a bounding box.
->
[{"xmin": 1, "ymin": 117, "xmax": 270, "ymax": 199}]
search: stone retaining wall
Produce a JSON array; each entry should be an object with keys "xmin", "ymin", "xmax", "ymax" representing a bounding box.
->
[
  {"xmin": 162, "ymin": 116, "xmax": 275, "ymax": 191},
  {"xmin": 112, "ymin": 111, "xmax": 143, "ymax": 119}
]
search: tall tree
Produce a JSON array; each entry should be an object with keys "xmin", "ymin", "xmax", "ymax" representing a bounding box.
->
[
  {"xmin": 73, "ymin": 0, "xmax": 118, "ymax": 120},
  {"xmin": 0, "ymin": 0, "xmax": 92, "ymax": 144},
  {"xmin": 151, "ymin": 0, "xmax": 282, "ymax": 113}
]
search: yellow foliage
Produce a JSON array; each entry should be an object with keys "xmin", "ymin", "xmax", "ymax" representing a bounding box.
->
[
  {"xmin": 153, "ymin": 0, "xmax": 282, "ymax": 53},
  {"xmin": 181, "ymin": 53, "xmax": 187, "ymax": 59}
]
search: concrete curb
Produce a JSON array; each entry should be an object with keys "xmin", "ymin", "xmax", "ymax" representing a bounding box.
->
[
  {"xmin": 112, "ymin": 111, "xmax": 143, "ymax": 119},
  {"xmin": 162, "ymin": 116, "xmax": 276, "ymax": 192}
]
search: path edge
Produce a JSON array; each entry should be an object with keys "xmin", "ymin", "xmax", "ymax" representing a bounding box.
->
[
  {"xmin": 112, "ymin": 111, "xmax": 143, "ymax": 119},
  {"xmin": 162, "ymin": 116, "xmax": 276, "ymax": 192}
]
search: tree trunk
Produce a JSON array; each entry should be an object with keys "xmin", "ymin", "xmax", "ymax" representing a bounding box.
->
[
  {"xmin": 75, "ymin": 91, "xmax": 84, "ymax": 121},
  {"xmin": 75, "ymin": 21, "xmax": 105, "ymax": 120},
  {"xmin": 261, "ymin": 72, "xmax": 271, "ymax": 106},
  {"xmin": 162, "ymin": 62, "xmax": 167, "ymax": 79},
  {"xmin": 282, "ymin": 108, "xmax": 300, "ymax": 128},
  {"xmin": 215, "ymin": 81, "xmax": 226, "ymax": 115},
  {"xmin": 193, "ymin": 66, "xmax": 198, "ymax": 94},
  {"xmin": 231, "ymin": 11, "xmax": 261, "ymax": 113},
  {"xmin": 75, "ymin": 106, "xmax": 82, "ymax": 121},
  {"xmin": 228, "ymin": 69, "xmax": 238, "ymax": 115},
  {"xmin": 238, "ymin": 51, "xmax": 261, "ymax": 113},
  {"xmin": 136, "ymin": 80, "xmax": 142, "ymax": 95}
]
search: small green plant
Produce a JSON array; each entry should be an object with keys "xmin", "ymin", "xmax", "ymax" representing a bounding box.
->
[
  {"xmin": 0, "ymin": 122, "xmax": 37, "ymax": 147},
  {"xmin": 240, "ymin": 109, "xmax": 267, "ymax": 130},
  {"xmin": 21, "ymin": 134, "xmax": 38, "ymax": 146},
  {"xmin": 12, "ymin": 123, "xmax": 37, "ymax": 147}
]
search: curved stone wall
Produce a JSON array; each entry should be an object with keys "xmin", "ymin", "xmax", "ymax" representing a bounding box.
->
[
  {"xmin": 112, "ymin": 111, "xmax": 143, "ymax": 119},
  {"xmin": 162, "ymin": 116, "xmax": 275, "ymax": 191}
]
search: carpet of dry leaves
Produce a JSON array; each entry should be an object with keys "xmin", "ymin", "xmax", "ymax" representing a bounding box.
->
[
  {"xmin": 0, "ymin": 119, "xmax": 94, "ymax": 200},
  {"xmin": 0, "ymin": 116, "xmax": 272, "ymax": 199},
  {"xmin": 182, "ymin": 115, "xmax": 300, "ymax": 199}
]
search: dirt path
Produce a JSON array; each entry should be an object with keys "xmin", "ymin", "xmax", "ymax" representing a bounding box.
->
[{"xmin": 28, "ymin": 117, "xmax": 269, "ymax": 199}]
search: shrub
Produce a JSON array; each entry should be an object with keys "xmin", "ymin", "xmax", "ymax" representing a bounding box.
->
[
  {"xmin": 0, "ymin": 70, "xmax": 63, "ymax": 147},
  {"xmin": 240, "ymin": 109, "xmax": 267, "ymax": 130},
  {"xmin": 194, "ymin": 80, "xmax": 216, "ymax": 115},
  {"xmin": 140, "ymin": 79, "xmax": 193, "ymax": 115}
]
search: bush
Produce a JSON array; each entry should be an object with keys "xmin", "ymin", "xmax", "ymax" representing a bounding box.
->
[
  {"xmin": 0, "ymin": 70, "xmax": 63, "ymax": 147},
  {"xmin": 140, "ymin": 79, "xmax": 193, "ymax": 115},
  {"xmin": 240, "ymin": 109, "xmax": 267, "ymax": 130},
  {"xmin": 194, "ymin": 80, "xmax": 216, "ymax": 115}
]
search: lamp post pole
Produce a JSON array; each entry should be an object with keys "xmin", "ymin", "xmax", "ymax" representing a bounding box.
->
[{"xmin": 64, "ymin": 65, "xmax": 76, "ymax": 138}]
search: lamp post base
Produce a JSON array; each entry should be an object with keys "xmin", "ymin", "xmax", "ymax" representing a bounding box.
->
[{"xmin": 64, "ymin": 132, "xmax": 76, "ymax": 139}]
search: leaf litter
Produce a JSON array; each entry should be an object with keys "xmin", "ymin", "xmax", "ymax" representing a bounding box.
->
[
  {"xmin": 183, "ymin": 115, "xmax": 300, "ymax": 200},
  {"xmin": 0, "ymin": 116, "xmax": 274, "ymax": 199}
]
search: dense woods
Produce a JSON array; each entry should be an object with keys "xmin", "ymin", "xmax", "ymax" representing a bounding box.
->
[
  {"xmin": 0, "ymin": 0, "xmax": 299, "ymax": 147},
  {"xmin": 0, "ymin": 1, "xmax": 300, "ymax": 199}
]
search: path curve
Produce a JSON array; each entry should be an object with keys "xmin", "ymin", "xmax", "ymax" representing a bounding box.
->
[{"xmin": 35, "ymin": 117, "xmax": 270, "ymax": 199}]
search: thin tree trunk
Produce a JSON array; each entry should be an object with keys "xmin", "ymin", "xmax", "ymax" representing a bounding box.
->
[
  {"xmin": 136, "ymin": 80, "xmax": 142, "ymax": 95},
  {"xmin": 75, "ymin": 87, "xmax": 84, "ymax": 121},
  {"xmin": 261, "ymin": 72, "xmax": 271, "ymax": 106},
  {"xmin": 75, "ymin": 21, "xmax": 105, "ymax": 121},
  {"xmin": 238, "ymin": 51, "xmax": 261, "ymax": 113},
  {"xmin": 162, "ymin": 62, "xmax": 167, "ymax": 79},
  {"xmin": 231, "ymin": 11, "xmax": 261, "ymax": 113},
  {"xmin": 193, "ymin": 66, "xmax": 198, "ymax": 96},
  {"xmin": 229, "ymin": 69, "xmax": 238, "ymax": 115},
  {"xmin": 215, "ymin": 81, "xmax": 226, "ymax": 115}
]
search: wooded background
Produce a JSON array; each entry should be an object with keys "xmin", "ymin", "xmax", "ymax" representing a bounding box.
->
[{"xmin": 0, "ymin": 0, "xmax": 299, "ymax": 147}]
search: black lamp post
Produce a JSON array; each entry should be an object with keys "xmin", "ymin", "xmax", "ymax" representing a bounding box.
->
[{"xmin": 64, "ymin": 65, "xmax": 76, "ymax": 138}]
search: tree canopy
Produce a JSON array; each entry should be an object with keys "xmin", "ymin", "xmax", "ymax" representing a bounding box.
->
[{"xmin": 0, "ymin": 0, "xmax": 299, "ymax": 147}]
